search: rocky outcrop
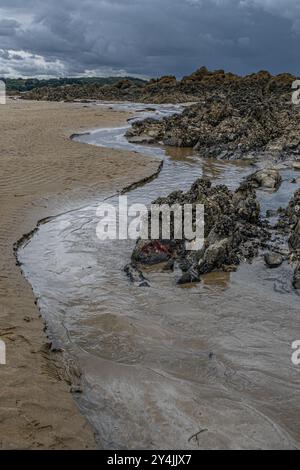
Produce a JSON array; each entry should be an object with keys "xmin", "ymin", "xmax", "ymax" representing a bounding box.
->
[
  {"xmin": 126, "ymin": 89, "xmax": 300, "ymax": 161},
  {"xmin": 278, "ymin": 189, "xmax": 300, "ymax": 289},
  {"xmin": 23, "ymin": 79, "xmax": 144, "ymax": 102},
  {"xmin": 280, "ymin": 188, "xmax": 300, "ymax": 250},
  {"xmin": 127, "ymin": 178, "xmax": 300, "ymax": 288},
  {"xmin": 128, "ymin": 178, "xmax": 269, "ymax": 285},
  {"xmin": 293, "ymin": 263, "xmax": 300, "ymax": 289},
  {"xmin": 24, "ymin": 66, "xmax": 298, "ymax": 108},
  {"xmin": 25, "ymin": 67, "xmax": 300, "ymax": 161}
]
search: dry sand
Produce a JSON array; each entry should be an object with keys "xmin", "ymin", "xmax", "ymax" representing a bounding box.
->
[{"xmin": 0, "ymin": 99, "xmax": 160, "ymax": 449}]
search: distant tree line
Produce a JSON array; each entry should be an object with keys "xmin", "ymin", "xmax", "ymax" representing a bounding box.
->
[{"xmin": 1, "ymin": 77, "xmax": 147, "ymax": 93}]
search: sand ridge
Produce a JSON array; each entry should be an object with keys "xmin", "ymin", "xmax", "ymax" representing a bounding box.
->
[{"xmin": 0, "ymin": 99, "xmax": 160, "ymax": 449}]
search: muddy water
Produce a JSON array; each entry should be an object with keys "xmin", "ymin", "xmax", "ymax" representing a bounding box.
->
[{"xmin": 18, "ymin": 103, "xmax": 300, "ymax": 450}]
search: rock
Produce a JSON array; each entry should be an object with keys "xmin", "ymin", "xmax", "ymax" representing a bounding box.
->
[
  {"xmin": 292, "ymin": 161, "xmax": 300, "ymax": 170},
  {"xmin": 163, "ymin": 136, "xmax": 182, "ymax": 147},
  {"xmin": 282, "ymin": 189, "xmax": 300, "ymax": 225},
  {"xmin": 278, "ymin": 189, "xmax": 300, "ymax": 287},
  {"xmin": 266, "ymin": 209, "xmax": 277, "ymax": 218},
  {"xmin": 177, "ymin": 269, "xmax": 200, "ymax": 285},
  {"xmin": 163, "ymin": 259, "xmax": 175, "ymax": 271},
  {"xmin": 222, "ymin": 264, "xmax": 238, "ymax": 272},
  {"xmin": 233, "ymin": 182, "xmax": 260, "ymax": 224},
  {"xmin": 198, "ymin": 238, "xmax": 230, "ymax": 274},
  {"xmin": 124, "ymin": 264, "xmax": 150, "ymax": 287},
  {"xmin": 292, "ymin": 264, "xmax": 300, "ymax": 289},
  {"xmin": 130, "ymin": 177, "xmax": 265, "ymax": 280},
  {"xmin": 131, "ymin": 240, "xmax": 172, "ymax": 265},
  {"xmin": 25, "ymin": 68, "xmax": 300, "ymax": 164},
  {"xmin": 279, "ymin": 189, "xmax": 300, "ymax": 252},
  {"xmin": 264, "ymin": 252, "xmax": 283, "ymax": 268},
  {"xmin": 70, "ymin": 385, "xmax": 83, "ymax": 394},
  {"xmin": 126, "ymin": 134, "xmax": 156, "ymax": 144},
  {"xmin": 248, "ymin": 168, "xmax": 282, "ymax": 190},
  {"xmin": 123, "ymin": 72, "xmax": 300, "ymax": 160},
  {"xmin": 289, "ymin": 220, "xmax": 300, "ymax": 250}
]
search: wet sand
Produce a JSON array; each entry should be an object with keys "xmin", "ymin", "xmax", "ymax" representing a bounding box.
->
[{"xmin": 0, "ymin": 99, "xmax": 160, "ymax": 449}]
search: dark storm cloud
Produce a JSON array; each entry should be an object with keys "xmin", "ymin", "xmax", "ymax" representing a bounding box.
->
[{"xmin": 0, "ymin": 0, "xmax": 300, "ymax": 77}]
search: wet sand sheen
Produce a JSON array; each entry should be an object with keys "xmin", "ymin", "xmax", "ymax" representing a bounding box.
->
[{"xmin": 19, "ymin": 103, "xmax": 300, "ymax": 450}]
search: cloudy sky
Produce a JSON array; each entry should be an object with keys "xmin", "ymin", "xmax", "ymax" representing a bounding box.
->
[{"xmin": 0, "ymin": 0, "xmax": 299, "ymax": 78}]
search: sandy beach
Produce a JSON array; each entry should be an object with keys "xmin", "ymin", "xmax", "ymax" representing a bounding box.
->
[{"xmin": 0, "ymin": 99, "xmax": 160, "ymax": 449}]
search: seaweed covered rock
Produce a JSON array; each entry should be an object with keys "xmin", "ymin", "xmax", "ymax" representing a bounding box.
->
[
  {"xmin": 128, "ymin": 178, "xmax": 267, "ymax": 284},
  {"xmin": 278, "ymin": 188, "xmax": 300, "ymax": 289},
  {"xmin": 279, "ymin": 189, "xmax": 300, "ymax": 250},
  {"xmin": 126, "ymin": 75, "xmax": 300, "ymax": 161},
  {"xmin": 293, "ymin": 263, "xmax": 300, "ymax": 289},
  {"xmin": 25, "ymin": 66, "xmax": 298, "ymax": 109}
]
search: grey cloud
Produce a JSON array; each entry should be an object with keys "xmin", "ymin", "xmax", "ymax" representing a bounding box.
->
[
  {"xmin": 0, "ymin": 0, "xmax": 299, "ymax": 77},
  {"xmin": 0, "ymin": 18, "xmax": 20, "ymax": 36}
]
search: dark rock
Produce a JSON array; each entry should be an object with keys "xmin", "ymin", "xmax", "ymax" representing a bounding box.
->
[
  {"xmin": 277, "ymin": 189, "xmax": 300, "ymax": 287},
  {"xmin": 177, "ymin": 269, "xmax": 200, "ymax": 285},
  {"xmin": 289, "ymin": 220, "xmax": 300, "ymax": 251},
  {"xmin": 266, "ymin": 209, "xmax": 277, "ymax": 218},
  {"xmin": 198, "ymin": 238, "xmax": 231, "ymax": 274},
  {"xmin": 264, "ymin": 252, "xmax": 283, "ymax": 268},
  {"xmin": 163, "ymin": 259, "xmax": 175, "ymax": 271},
  {"xmin": 279, "ymin": 189, "xmax": 300, "ymax": 251},
  {"xmin": 70, "ymin": 385, "xmax": 83, "ymax": 394},
  {"xmin": 130, "ymin": 177, "xmax": 265, "ymax": 280},
  {"xmin": 293, "ymin": 264, "xmax": 300, "ymax": 289},
  {"xmin": 131, "ymin": 240, "xmax": 172, "ymax": 266},
  {"xmin": 126, "ymin": 135, "xmax": 156, "ymax": 144},
  {"xmin": 124, "ymin": 264, "xmax": 150, "ymax": 287},
  {"xmin": 292, "ymin": 161, "xmax": 300, "ymax": 170},
  {"xmin": 23, "ymin": 69, "xmax": 298, "ymax": 135},
  {"xmin": 123, "ymin": 71, "xmax": 300, "ymax": 161}
]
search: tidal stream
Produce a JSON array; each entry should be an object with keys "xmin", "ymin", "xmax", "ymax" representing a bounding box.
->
[{"xmin": 18, "ymin": 103, "xmax": 300, "ymax": 449}]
